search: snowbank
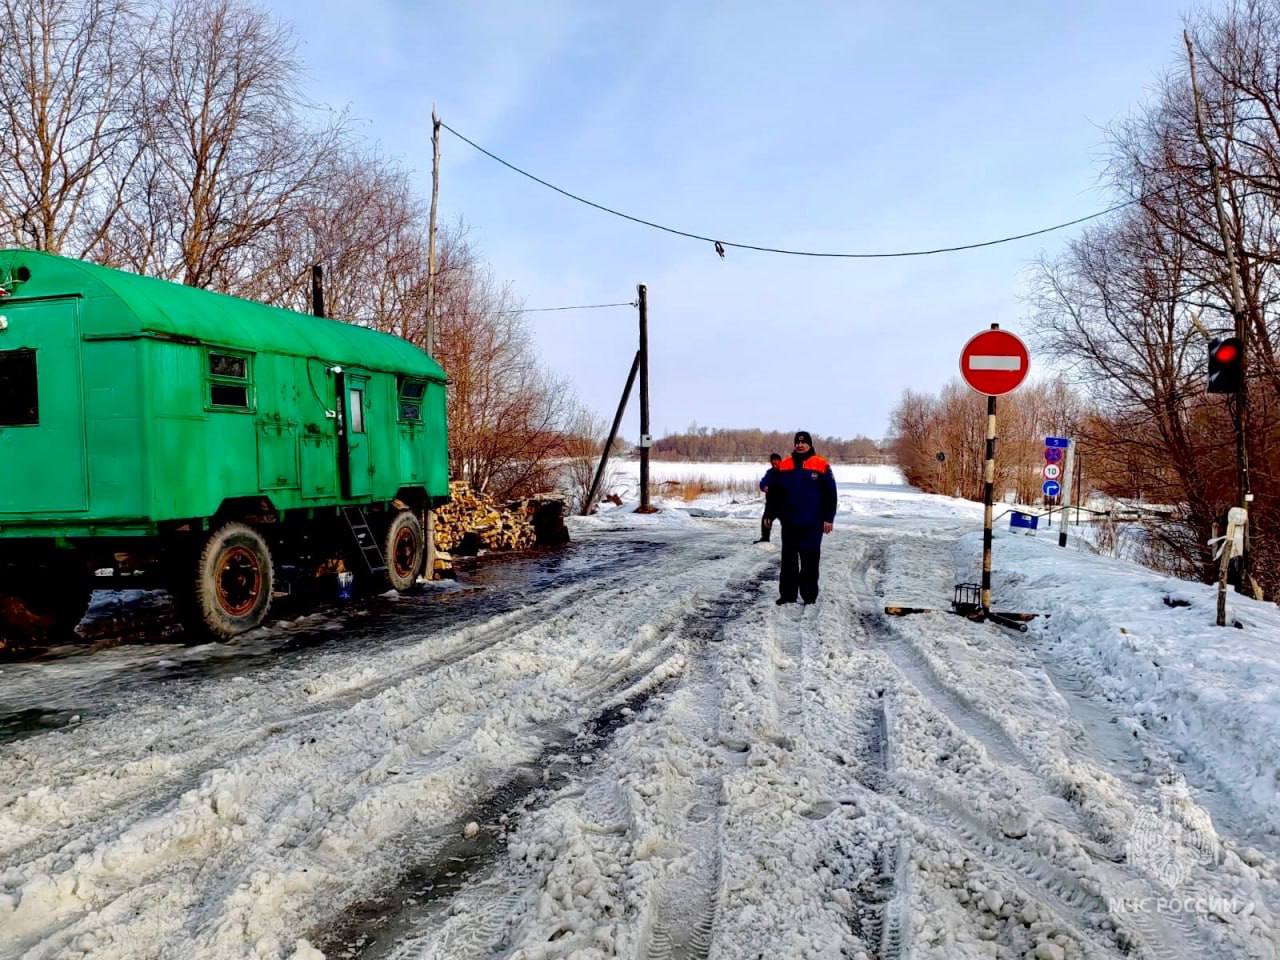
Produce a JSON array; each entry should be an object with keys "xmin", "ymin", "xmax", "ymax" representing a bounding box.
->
[{"xmin": 986, "ymin": 528, "xmax": 1280, "ymax": 839}]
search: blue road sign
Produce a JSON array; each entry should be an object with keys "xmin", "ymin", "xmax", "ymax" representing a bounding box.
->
[
  {"xmin": 1043, "ymin": 447, "xmax": 1064, "ymax": 464},
  {"xmin": 1042, "ymin": 479, "xmax": 1062, "ymax": 497},
  {"xmin": 1045, "ymin": 436, "xmax": 1070, "ymax": 448},
  {"xmin": 1010, "ymin": 511, "xmax": 1039, "ymax": 530}
]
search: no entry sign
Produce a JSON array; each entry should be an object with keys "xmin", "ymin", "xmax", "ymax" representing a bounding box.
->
[{"xmin": 960, "ymin": 329, "xmax": 1030, "ymax": 396}]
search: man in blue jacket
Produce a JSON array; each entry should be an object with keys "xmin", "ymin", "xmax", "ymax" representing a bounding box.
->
[
  {"xmin": 764, "ymin": 431, "xmax": 838, "ymax": 605},
  {"xmin": 756, "ymin": 452, "xmax": 783, "ymax": 542}
]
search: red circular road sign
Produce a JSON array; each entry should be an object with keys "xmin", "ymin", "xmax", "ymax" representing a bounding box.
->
[{"xmin": 959, "ymin": 329, "xmax": 1030, "ymax": 396}]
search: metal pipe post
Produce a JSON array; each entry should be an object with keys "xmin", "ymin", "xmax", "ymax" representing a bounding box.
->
[{"xmin": 981, "ymin": 391, "xmax": 997, "ymax": 616}]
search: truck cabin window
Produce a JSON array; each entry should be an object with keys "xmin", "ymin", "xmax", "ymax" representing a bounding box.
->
[
  {"xmin": 0, "ymin": 349, "xmax": 38, "ymax": 425},
  {"xmin": 398, "ymin": 377, "xmax": 426, "ymax": 422},
  {"xmin": 208, "ymin": 351, "xmax": 251, "ymax": 409},
  {"xmin": 349, "ymin": 388, "xmax": 365, "ymax": 433}
]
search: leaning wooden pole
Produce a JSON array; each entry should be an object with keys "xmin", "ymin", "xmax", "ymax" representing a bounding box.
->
[
  {"xmin": 424, "ymin": 107, "xmax": 442, "ymax": 579},
  {"xmin": 583, "ymin": 351, "xmax": 641, "ymax": 515}
]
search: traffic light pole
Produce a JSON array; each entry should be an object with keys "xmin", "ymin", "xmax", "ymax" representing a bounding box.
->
[{"xmin": 1188, "ymin": 32, "xmax": 1254, "ymax": 595}]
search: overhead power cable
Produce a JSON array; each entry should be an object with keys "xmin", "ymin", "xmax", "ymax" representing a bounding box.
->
[
  {"xmin": 502, "ymin": 300, "xmax": 636, "ymax": 314},
  {"xmin": 441, "ymin": 121, "xmax": 1143, "ymax": 259}
]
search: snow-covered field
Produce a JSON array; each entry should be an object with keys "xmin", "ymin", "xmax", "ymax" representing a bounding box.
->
[
  {"xmin": 608, "ymin": 459, "xmax": 906, "ymax": 496},
  {"xmin": 2, "ymin": 475, "xmax": 1279, "ymax": 959}
]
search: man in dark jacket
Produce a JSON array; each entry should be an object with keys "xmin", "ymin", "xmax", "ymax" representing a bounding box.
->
[
  {"xmin": 765, "ymin": 431, "xmax": 837, "ymax": 605},
  {"xmin": 756, "ymin": 452, "xmax": 783, "ymax": 542}
]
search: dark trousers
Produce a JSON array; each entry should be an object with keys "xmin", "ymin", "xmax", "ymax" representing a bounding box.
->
[
  {"xmin": 760, "ymin": 513, "xmax": 772, "ymax": 542},
  {"xmin": 779, "ymin": 525, "xmax": 822, "ymax": 603}
]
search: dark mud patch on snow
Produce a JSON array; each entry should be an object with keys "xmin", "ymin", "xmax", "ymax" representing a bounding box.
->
[{"xmin": 313, "ymin": 678, "xmax": 673, "ymax": 958}]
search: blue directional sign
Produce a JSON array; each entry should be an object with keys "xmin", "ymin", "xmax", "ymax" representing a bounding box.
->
[
  {"xmin": 1045, "ymin": 436, "xmax": 1070, "ymax": 449},
  {"xmin": 1042, "ymin": 479, "xmax": 1062, "ymax": 497},
  {"xmin": 1010, "ymin": 511, "xmax": 1039, "ymax": 530}
]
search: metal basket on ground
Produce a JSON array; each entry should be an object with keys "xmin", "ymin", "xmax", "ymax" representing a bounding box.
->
[{"xmin": 952, "ymin": 582, "xmax": 982, "ymax": 616}]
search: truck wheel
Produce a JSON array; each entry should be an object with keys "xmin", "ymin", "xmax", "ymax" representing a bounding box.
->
[
  {"xmin": 384, "ymin": 510, "xmax": 424, "ymax": 592},
  {"xmin": 192, "ymin": 522, "xmax": 274, "ymax": 639}
]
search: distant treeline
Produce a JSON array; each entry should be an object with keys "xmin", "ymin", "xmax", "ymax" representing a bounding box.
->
[{"xmin": 651, "ymin": 428, "xmax": 886, "ymax": 463}]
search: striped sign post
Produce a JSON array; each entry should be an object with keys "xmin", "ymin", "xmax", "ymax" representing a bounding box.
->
[{"xmin": 960, "ymin": 325, "xmax": 1031, "ymax": 618}]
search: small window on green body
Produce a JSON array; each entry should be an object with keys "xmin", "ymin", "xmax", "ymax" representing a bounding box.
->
[
  {"xmin": 209, "ymin": 354, "xmax": 246, "ymax": 378},
  {"xmin": 211, "ymin": 384, "xmax": 249, "ymax": 407},
  {"xmin": 349, "ymin": 388, "xmax": 365, "ymax": 433},
  {"xmin": 0, "ymin": 349, "xmax": 38, "ymax": 425},
  {"xmin": 208, "ymin": 349, "xmax": 252, "ymax": 410},
  {"xmin": 398, "ymin": 377, "xmax": 425, "ymax": 421}
]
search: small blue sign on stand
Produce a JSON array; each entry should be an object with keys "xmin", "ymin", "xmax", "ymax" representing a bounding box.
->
[
  {"xmin": 1045, "ymin": 436, "xmax": 1070, "ymax": 449},
  {"xmin": 1042, "ymin": 479, "xmax": 1062, "ymax": 497},
  {"xmin": 1010, "ymin": 511, "xmax": 1039, "ymax": 531}
]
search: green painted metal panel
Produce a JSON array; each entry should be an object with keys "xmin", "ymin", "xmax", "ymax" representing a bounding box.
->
[
  {"xmin": 0, "ymin": 298, "xmax": 89, "ymax": 513},
  {"xmin": 0, "ymin": 249, "xmax": 449, "ymax": 539}
]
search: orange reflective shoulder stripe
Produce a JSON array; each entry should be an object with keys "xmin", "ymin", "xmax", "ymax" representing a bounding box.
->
[
  {"xmin": 804, "ymin": 455, "xmax": 830, "ymax": 471},
  {"xmin": 777, "ymin": 460, "xmax": 797, "ymax": 471}
]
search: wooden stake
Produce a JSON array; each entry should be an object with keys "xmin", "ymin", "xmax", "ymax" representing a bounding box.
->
[{"xmin": 1217, "ymin": 515, "xmax": 1236, "ymax": 627}]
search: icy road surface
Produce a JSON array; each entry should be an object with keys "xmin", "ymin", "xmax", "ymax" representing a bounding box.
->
[{"xmin": 2, "ymin": 485, "xmax": 1279, "ymax": 959}]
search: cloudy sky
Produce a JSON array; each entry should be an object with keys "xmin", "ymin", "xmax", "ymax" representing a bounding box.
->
[{"xmin": 263, "ymin": 1, "xmax": 1186, "ymax": 440}]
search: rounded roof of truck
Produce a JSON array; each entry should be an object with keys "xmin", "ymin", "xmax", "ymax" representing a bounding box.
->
[{"xmin": 0, "ymin": 249, "xmax": 445, "ymax": 381}]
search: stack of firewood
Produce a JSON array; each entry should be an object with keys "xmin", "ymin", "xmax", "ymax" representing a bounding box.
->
[{"xmin": 430, "ymin": 482, "xmax": 569, "ymax": 578}]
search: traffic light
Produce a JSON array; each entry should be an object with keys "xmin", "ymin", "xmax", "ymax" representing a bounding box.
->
[{"xmin": 1208, "ymin": 336, "xmax": 1245, "ymax": 394}]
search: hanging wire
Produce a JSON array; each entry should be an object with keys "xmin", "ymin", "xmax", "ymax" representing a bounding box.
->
[{"xmin": 441, "ymin": 121, "xmax": 1147, "ymax": 259}]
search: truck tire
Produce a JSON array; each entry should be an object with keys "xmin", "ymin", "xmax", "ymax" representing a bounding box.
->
[
  {"xmin": 191, "ymin": 522, "xmax": 274, "ymax": 639},
  {"xmin": 383, "ymin": 510, "xmax": 424, "ymax": 592}
]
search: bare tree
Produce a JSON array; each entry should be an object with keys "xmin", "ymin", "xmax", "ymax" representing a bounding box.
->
[
  {"xmin": 105, "ymin": 0, "xmax": 346, "ymax": 291},
  {"xmin": 0, "ymin": 0, "xmax": 142, "ymax": 254}
]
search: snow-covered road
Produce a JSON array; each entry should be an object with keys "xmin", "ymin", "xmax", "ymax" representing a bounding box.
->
[{"xmin": 2, "ymin": 487, "xmax": 1279, "ymax": 959}]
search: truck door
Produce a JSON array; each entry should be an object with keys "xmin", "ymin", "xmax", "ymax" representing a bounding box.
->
[
  {"xmin": 0, "ymin": 299, "xmax": 89, "ymax": 513},
  {"xmin": 339, "ymin": 373, "xmax": 371, "ymax": 499}
]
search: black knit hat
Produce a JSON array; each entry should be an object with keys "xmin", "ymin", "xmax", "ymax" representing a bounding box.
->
[
  {"xmin": 769, "ymin": 452, "xmax": 783, "ymax": 462},
  {"xmin": 794, "ymin": 431, "xmax": 813, "ymax": 446}
]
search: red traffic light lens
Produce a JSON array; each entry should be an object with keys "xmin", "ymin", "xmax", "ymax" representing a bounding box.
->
[{"xmin": 1215, "ymin": 343, "xmax": 1239, "ymax": 363}]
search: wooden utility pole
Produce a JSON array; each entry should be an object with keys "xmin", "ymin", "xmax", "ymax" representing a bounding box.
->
[
  {"xmin": 637, "ymin": 283, "xmax": 653, "ymax": 512},
  {"xmin": 424, "ymin": 107, "xmax": 442, "ymax": 579},
  {"xmin": 1186, "ymin": 30, "xmax": 1253, "ymax": 591}
]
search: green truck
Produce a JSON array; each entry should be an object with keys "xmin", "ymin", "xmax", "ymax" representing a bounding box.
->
[{"xmin": 0, "ymin": 250, "xmax": 448, "ymax": 643}]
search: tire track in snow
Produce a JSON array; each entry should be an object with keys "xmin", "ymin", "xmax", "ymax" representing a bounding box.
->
[
  {"xmin": 0, "ymin": 537, "xmax": 724, "ymax": 875},
  {"xmin": 638, "ymin": 569, "xmax": 774, "ymax": 960},
  {"xmin": 853, "ymin": 622, "xmax": 1221, "ymax": 959},
  {"xmin": 312, "ymin": 557, "xmax": 775, "ymax": 960},
  {"xmin": 869, "ymin": 610, "xmax": 1110, "ymax": 850},
  {"xmin": 0, "ymin": 534, "xmax": 766, "ymax": 960}
]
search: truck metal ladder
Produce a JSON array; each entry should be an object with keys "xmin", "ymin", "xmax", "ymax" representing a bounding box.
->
[{"xmin": 341, "ymin": 506, "xmax": 387, "ymax": 577}]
